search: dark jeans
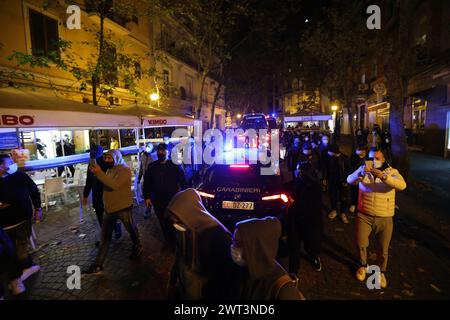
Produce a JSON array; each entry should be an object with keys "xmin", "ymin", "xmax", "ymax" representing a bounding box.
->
[
  {"xmin": 95, "ymin": 207, "xmax": 140, "ymax": 266},
  {"xmin": 288, "ymin": 215, "xmax": 322, "ymax": 273},
  {"xmin": 350, "ymin": 185, "xmax": 359, "ymax": 207},
  {"xmin": 153, "ymin": 197, "xmax": 175, "ymax": 251},
  {"xmin": 329, "ymin": 184, "xmax": 349, "ymax": 214},
  {"xmin": 58, "ymin": 165, "xmax": 75, "ymax": 177},
  {"xmin": 5, "ymin": 219, "xmax": 33, "ymax": 272},
  {"xmin": 93, "ymin": 203, "xmax": 121, "ymax": 235}
]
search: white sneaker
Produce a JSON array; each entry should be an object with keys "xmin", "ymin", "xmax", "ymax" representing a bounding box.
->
[
  {"xmin": 8, "ymin": 278, "xmax": 26, "ymax": 295},
  {"xmin": 380, "ymin": 273, "xmax": 387, "ymax": 288},
  {"xmin": 356, "ymin": 266, "xmax": 367, "ymax": 282},
  {"xmin": 341, "ymin": 213, "xmax": 350, "ymax": 224},
  {"xmin": 21, "ymin": 265, "xmax": 41, "ymax": 281},
  {"xmin": 328, "ymin": 210, "xmax": 337, "ymax": 220},
  {"xmin": 349, "ymin": 205, "xmax": 356, "ymax": 213}
]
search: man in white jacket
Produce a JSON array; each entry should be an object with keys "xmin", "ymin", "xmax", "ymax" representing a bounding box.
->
[{"xmin": 347, "ymin": 148, "xmax": 406, "ymax": 288}]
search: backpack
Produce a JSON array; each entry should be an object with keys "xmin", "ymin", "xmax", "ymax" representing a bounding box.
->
[{"xmin": 270, "ymin": 273, "xmax": 305, "ymax": 300}]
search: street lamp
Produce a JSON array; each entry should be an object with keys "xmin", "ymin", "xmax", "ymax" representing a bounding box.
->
[
  {"xmin": 237, "ymin": 113, "xmax": 242, "ymax": 119},
  {"xmin": 150, "ymin": 93, "xmax": 160, "ymax": 101},
  {"xmin": 331, "ymin": 105, "xmax": 338, "ymax": 112}
]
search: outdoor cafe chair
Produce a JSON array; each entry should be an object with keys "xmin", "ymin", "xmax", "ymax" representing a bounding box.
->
[{"xmin": 43, "ymin": 177, "xmax": 67, "ymax": 211}]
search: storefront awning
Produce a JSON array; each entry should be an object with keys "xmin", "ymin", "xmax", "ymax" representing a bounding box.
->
[{"xmin": 0, "ymin": 87, "xmax": 200, "ymax": 129}]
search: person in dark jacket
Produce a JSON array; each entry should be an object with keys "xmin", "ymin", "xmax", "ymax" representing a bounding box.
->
[
  {"xmin": 144, "ymin": 143, "xmax": 187, "ymax": 252},
  {"xmin": 380, "ymin": 129, "xmax": 392, "ymax": 162},
  {"xmin": 297, "ymin": 142, "xmax": 322, "ymax": 179},
  {"xmin": 286, "ymin": 137, "xmax": 301, "ymax": 180},
  {"xmin": 287, "ymin": 162, "xmax": 323, "ymax": 273},
  {"xmin": 0, "ymin": 226, "xmax": 25, "ymax": 297},
  {"xmin": 0, "ymin": 154, "xmax": 42, "ymax": 289},
  {"xmin": 232, "ymin": 217, "xmax": 305, "ymax": 300},
  {"xmin": 349, "ymin": 144, "xmax": 368, "ymax": 214},
  {"xmin": 166, "ymin": 188, "xmax": 240, "ymax": 300},
  {"xmin": 83, "ymin": 145, "xmax": 121, "ymax": 242},
  {"xmin": 324, "ymin": 144, "xmax": 351, "ymax": 224}
]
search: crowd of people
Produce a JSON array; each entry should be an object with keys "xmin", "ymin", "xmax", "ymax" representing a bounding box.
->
[
  {"xmin": 0, "ymin": 122, "xmax": 405, "ymax": 299},
  {"xmin": 284, "ymin": 124, "xmax": 405, "ymax": 289}
]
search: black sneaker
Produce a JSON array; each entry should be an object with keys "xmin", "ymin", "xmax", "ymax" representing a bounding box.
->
[
  {"xmin": 313, "ymin": 257, "xmax": 322, "ymax": 271},
  {"xmin": 83, "ymin": 264, "xmax": 103, "ymax": 275},
  {"xmin": 129, "ymin": 245, "xmax": 143, "ymax": 260}
]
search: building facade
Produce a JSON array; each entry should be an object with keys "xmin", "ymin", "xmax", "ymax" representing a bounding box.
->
[{"xmin": 0, "ymin": 0, "xmax": 226, "ymax": 130}]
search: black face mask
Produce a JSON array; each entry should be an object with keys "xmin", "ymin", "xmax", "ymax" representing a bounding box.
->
[
  {"xmin": 104, "ymin": 162, "xmax": 114, "ymax": 169},
  {"xmin": 157, "ymin": 153, "xmax": 167, "ymax": 161}
]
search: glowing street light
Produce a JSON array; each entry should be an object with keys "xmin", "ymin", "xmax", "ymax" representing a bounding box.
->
[
  {"xmin": 237, "ymin": 113, "xmax": 242, "ymax": 119},
  {"xmin": 150, "ymin": 93, "xmax": 160, "ymax": 101},
  {"xmin": 331, "ymin": 105, "xmax": 338, "ymax": 112}
]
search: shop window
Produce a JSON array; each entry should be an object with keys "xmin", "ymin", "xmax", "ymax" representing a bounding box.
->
[
  {"xmin": 412, "ymin": 98, "xmax": 427, "ymax": 130},
  {"xmin": 29, "ymin": 8, "xmax": 59, "ymax": 60}
]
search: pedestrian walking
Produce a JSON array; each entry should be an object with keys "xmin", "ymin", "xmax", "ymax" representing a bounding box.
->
[
  {"xmin": 0, "ymin": 154, "xmax": 42, "ymax": 289},
  {"xmin": 110, "ymin": 136, "xmax": 119, "ymax": 150},
  {"xmin": 85, "ymin": 149, "xmax": 142, "ymax": 275},
  {"xmin": 83, "ymin": 145, "xmax": 122, "ymax": 244},
  {"xmin": 137, "ymin": 143, "xmax": 157, "ymax": 217},
  {"xmin": 287, "ymin": 162, "xmax": 323, "ymax": 274},
  {"xmin": 324, "ymin": 144, "xmax": 351, "ymax": 224},
  {"xmin": 368, "ymin": 128, "xmax": 381, "ymax": 149},
  {"xmin": 347, "ymin": 148, "xmax": 406, "ymax": 288},
  {"xmin": 143, "ymin": 143, "xmax": 187, "ymax": 252}
]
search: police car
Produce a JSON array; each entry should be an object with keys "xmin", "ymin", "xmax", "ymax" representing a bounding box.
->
[{"xmin": 196, "ymin": 163, "xmax": 289, "ymax": 231}]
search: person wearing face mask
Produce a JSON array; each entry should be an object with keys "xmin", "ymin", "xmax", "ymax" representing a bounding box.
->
[
  {"xmin": 368, "ymin": 127, "xmax": 381, "ymax": 149},
  {"xmin": 347, "ymin": 148, "xmax": 406, "ymax": 288},
  {"xmin": 83, "ymin": 145, "xmax": 122, "ymax": 244},
  {"xmin": 84, "ymin": 149, "xmax": 142, "ymax": 275},
  {"xmin": 287, "ymin": 162, "xmax": 323, "ymax": 273},
  {"xmin": 0, "ymin": 154, "xmax": 42, "ymax": 293},
  {"xmin": 137, "ymin": 143, "xmax": 157, "ymax": 214},
  {"xmin": 143, "ymin": 143, "xmax": 187, "ymax": 253},
  {"xmin": 231, "ymin": 217, "xmax": 305, "ymax": 300},
  {"xmin": 324, "ymin": 144, "xmax": 351, "ymax": 224},
  {"xmin": 286, "ymin": 137, "xmax": 302, "ymax": 180},
  {"xmin": 297, "ymin": 142, "xmax": 321, "ymax": 179},
  {"xmin": 349, "ymin": 144, "xmax": 368, "ymax": 214}
]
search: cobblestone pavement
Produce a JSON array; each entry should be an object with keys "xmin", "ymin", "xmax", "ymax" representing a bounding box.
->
[{"xmin": 2, "ymin": 149, "xmax": 450, "ymax": 300}]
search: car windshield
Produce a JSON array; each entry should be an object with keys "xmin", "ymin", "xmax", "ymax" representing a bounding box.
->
[{"xmin": 241, "ymin": 116, "xmax": 268, "ymax": 130}]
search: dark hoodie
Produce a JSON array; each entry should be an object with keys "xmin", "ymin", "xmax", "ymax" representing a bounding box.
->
[
  {"xmin": 235, "ymin": 217, "xmax": 303, "ymax": 300},
  {"xmin": 166, "ymin": 188, "xmax": 240, "ymax": 300}
]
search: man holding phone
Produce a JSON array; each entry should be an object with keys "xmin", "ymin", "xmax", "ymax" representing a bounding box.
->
[{"xmin": 347, "ymin": 148, "xmax": 406, "ymax": 288}]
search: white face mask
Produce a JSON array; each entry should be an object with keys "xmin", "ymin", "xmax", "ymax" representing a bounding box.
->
[
  {"xmin": 6, "ymin": 163, "xmax": 18, "ymax": 175},
  {"xmin": 356, "ymin": 150, "xmax": 366, "ymax": 158},
  {"xmin": 374, "ymin": 160, "xmax": 383, "ymax": 169},
  {"xmin": 230, "ymin": 244, "xmax": 247, "ymax": 267}
]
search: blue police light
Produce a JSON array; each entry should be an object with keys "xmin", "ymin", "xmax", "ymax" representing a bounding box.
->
[{"xmin": 271, "ymin": 113, "xmax": 276, "ymax": 117}]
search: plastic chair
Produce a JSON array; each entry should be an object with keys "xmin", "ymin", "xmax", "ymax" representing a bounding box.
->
[{"xmin": 43, "ymin": 177, "xmax": 67, "ymax": 211}]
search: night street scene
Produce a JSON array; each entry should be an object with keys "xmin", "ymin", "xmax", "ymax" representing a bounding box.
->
[{"xmin": 0, "ymin": 0, "xmax": 450, "ymax": 314}]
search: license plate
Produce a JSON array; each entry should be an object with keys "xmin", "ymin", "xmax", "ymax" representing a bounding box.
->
[{"xmin": 222, "ymin": 201, "xmax": 254, "ymax": 210}]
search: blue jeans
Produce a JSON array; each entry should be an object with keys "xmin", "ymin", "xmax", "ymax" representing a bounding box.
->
[{"xmin": 95, "ymin": 207, "xmax": 140, "ymax": 266}]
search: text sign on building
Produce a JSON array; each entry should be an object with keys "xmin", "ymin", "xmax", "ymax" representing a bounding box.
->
[
  {"xmin": 0, "ymin": 115, "xmax": 35, "ymax": 126},
  {"xmin": 147, "ymin": 119, "xmax": 168, "ymax": 126}
]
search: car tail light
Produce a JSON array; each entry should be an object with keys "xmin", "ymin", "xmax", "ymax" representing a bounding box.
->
[
  {"xmin": 230, "ymin": 164, "xmax": 249, "ymax": 169},
  {"xmin": 262, "ymin": 193, "xmax": 289, "ymax": 203},
  {"xmin": 198, "ymin": 191, "xmax": 215, "ymax": 198}
]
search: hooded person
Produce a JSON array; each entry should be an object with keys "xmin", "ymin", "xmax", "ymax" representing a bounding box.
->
[
  {"xmin": 84, "ymin": 149, "xmax": 142, "ymax": 275},
  {"xmin": 231, "ymin": 217, "xmax": 304, "ymax": 300},
  {"xmin": 165, "ymin": 188, "xmax": 240, "ymax": 300},
  {"xmin": 83, "ymin": 145, "xmax": 122, "ymax": 242}
]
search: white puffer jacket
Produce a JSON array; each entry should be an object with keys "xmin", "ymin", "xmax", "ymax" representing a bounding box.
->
[{"xmin": 347, "ymin": 165, "xmax": 406, "ymax": 217}]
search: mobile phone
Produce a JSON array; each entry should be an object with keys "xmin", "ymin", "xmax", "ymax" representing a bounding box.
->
[
  {"xmin": 89, "ymin": 158, "xmax": 97, "ymax": 166},
  {"xmin": 365, "ymin": 159, "xmax": 373, "ymax": 170}
]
